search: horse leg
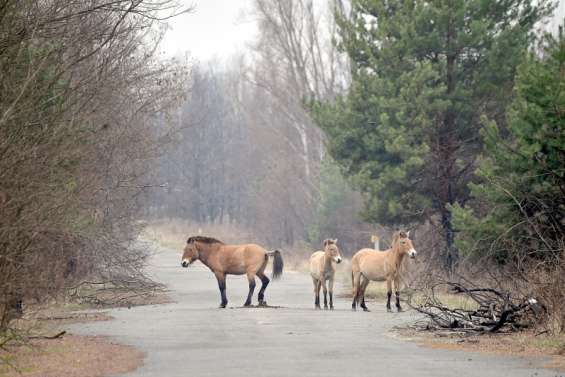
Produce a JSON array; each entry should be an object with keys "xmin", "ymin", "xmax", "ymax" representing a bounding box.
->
[
  {"xmin": 244, "ymin": 272, "xmax": 256, "ymax": 307},
  {"xmin": 351, "ymin": 271, "xmax": 361, "ymax": 311},
  {"xmin": 314, "ymin": 279, "xmax": 322, "ymax": 309},
  {"xmin": 386, "ymin": 278, "xmax": 392, "ymax": 312},
  {"xmin": 214, "ymin": 272, "xmax": 228, "ymax": 308},
  {"xmin": 312, "ymin": 277, "xmax": 319, "ymax": 309},
  {"xmin": 328, "ymin": 276, "xmax": 335, "ymax": 310},
  {"xmin": 359, "ymin": 276, "xmax": 370, "ymax": 312},
  {"xmin": 256, "ymin": 272, "xmax": 270, "ymax": 306},
  {"xmin": 394, "ymin": 276, "xmax": 402, "ymax": 312},
  {"xmin": 322, "ymin": 278, "xmax": 328, "ymax": 310}
]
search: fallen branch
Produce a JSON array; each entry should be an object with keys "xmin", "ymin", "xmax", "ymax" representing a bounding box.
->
[
  {"xmin": 408, "ymin": 280, "xmax": 543, "ymax": 333},
  {"xmin": 29, "ymin": 331, "xmax": 66, "ymax": 340}
]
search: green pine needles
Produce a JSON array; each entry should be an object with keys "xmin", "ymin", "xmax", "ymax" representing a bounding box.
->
[
  {"xmin": 312, "ymin": 0, "xmax": 553, "ymax": 268},
  {"xmin": 452, "ymin": 25, "xmax": 565, "ymax": 262}
]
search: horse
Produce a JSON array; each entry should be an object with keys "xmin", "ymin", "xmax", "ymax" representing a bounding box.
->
[
  {"xmin": 309, "ymin": 239, "xmax": 342, "ymax": 310},
  {"xmin": 351, "ymin": 231, "xmax": 417, "ymax": 312},
  {"xmin": 181, "ymin": 236, "xmax": 283, "ymax": 308}
]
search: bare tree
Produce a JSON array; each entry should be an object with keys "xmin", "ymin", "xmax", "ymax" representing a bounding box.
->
[
  {"xmin": 0, "ymin": 0, "xmax": 190, "ymax": 332},
  {"xmin": 148, "ymin": 1, "xmax": 372, "ymax": 253}
]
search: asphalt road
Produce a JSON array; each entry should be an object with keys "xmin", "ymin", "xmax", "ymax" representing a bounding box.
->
[{"xmin": 69, "ymin": 246, "xmax": 559, "ymax": 377}]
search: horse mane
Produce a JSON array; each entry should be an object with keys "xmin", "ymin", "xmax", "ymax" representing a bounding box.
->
[
  {"xmin": 391, "ymin": 230, "xmax": 408, "ymax": 250},
  {"xmin": 323, "ymin": 238, "xmax": 336, "ymax": 247},
  {"xmin": 187, "ymin": 236, "xmax": 224, "ymax": 245}
]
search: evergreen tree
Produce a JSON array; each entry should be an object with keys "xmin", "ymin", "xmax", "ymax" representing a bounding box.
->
[
  {"xmin": 452, "ymin": 26, "xmax": 565, "ymax": 262},
  {"xmin": 312, "ymin": 0, "xmax": 552, "ymax": 269}
]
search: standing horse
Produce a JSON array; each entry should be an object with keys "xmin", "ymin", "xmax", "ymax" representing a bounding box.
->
[
  {"xmin": 181, "ymin": 236, "xmax": 283, "ymax": 308},
  {"xmin": 309, "ymin": 239, "xmax": 342, "ymax": 310},
  {"xmin": 351, "ymin": 231, "xmax": 416, "ymax": 312}
]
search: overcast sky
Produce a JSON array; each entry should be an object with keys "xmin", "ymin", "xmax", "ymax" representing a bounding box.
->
[
  {"xmin": 160, "ymin": 0, "xmax": 256, "ymax": 62},
  {"xmin": 159, "ymin": 0, "xmax": 565, "ymax": 62},
  {"xmin": 548, "ymin": 0, "xmax": 565, "ymax": 34}
]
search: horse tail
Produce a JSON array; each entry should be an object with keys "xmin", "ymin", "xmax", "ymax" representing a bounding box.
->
[{"xmin": 267, "ymin": 250, "xmax": 284, "ymax": 280}]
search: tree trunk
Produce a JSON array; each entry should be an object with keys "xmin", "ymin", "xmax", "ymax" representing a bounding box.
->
[{"xmin": 442, "ymin": 6, "xmax": 458, "ymax": 272}]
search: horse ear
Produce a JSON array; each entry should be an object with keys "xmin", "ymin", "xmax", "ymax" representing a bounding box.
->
[
  {"xmin": 406, "ymin": 230, "xmax": 410, "ymax": 238},
  {"xmin": 333, "ymin": 238, "xmax": 338, "ymax": 244},
  {"xmin": 323, "ymin": 239, "xmax": 329, "ymax": 247}
]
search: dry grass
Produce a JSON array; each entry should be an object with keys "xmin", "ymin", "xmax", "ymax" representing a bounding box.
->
[
  {"xmin": 0, "ymin": 335, "xmax": 143, "ymax": 377},
  {"xmin": 333, "ymin": 259, "xmax": 477, "ymax": 310},
  {"xmin": 141, "ymin": 218, "xmax": 317, "ymax": 272},
  {"xmin": 0, "ymin": 313, "xmax": 129, "ymax": 376},
  {"xmin": 140, "ymin": 218, "xmax": 259, "ymax": 251},
  {"xmin": 396, "ymin": 328, "xmax": 565, "ymax": 371},
  {"xmin": 0, "ymin": 284, "xmax": 169, "ymax": 376}
]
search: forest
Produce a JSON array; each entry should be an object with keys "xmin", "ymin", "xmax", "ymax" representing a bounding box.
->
[{"xmin": 1, "ymin": 0, "xmax": 564, "ymax": 340}]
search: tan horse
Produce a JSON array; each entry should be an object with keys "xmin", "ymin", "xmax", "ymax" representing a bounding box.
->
[
  {"xmin": 351, "ymin": 231, "xmax": 416, "ymax": 312},
  {"xmin": 309, "ymin": 239, "xmax": 342, "ymax": 310},
  {"xmin": 181, "ymin": 236, "xmax": 283, "ymax": 308}
]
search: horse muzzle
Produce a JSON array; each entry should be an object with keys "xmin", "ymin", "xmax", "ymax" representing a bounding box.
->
[
  {"xmin": 409, "ymin": 249, "xmax": 417, "ymax": 259},
  {"xmin": 335, "ymin": 257, "xmax": 342, "ymax": 264},
  {"xmin": 181, "ymin": 260, "xmax": 190, "ymax": 268}
]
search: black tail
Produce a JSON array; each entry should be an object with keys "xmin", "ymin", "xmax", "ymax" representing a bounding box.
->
[{"xmin": 268, "ymin": 250, "xmax": 283, "ymax": 280}]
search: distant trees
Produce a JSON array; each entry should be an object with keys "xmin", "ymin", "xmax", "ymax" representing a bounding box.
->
[
  {"xmin": 149, "ymin": 0, "xmax": 373, "ymax": 252},
  {"xmin": 0, "ymin": 0, "xmax": 188, "ymax": 331},
  {"xmin": 312, "ymin": 0, "xmax": 553, "ymax": 270},
  {"xmin": 150, "ymin": 60, "xmax": 330, "ymax": 247}
]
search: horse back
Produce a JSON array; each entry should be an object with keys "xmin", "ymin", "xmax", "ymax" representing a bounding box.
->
[
  {"xmin": 217, "ymin": 244, "xmax": 267, "ymax": 275},
  {"xmin": 356, "ymin": 248, "xmax": 391, "ymax": 281},
  {"xmin": 351, "ymin": 248, "xmax": 374, "ymax": 273}
]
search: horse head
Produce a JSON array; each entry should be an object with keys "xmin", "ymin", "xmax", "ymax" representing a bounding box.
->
[
  {"xmin": 181, "ymin": 237, "xmax": 200, "ymax": 267},
  {"xmin": 394, "ymin": 230, "xmax": 417, "ymax": 259},
  {"xmin": 323, "ymin": 238, "xmax": 342, "ymax": 264}
]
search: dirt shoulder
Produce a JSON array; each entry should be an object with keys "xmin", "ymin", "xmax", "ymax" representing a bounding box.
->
[
  {"xmin": 0, "ymin": 290, "xmax": 171, "ymax": 377},
  {"xmin": 0, "ymin": 335, "xmax": 143, "ymax": 377},
  {"xmin": 394, "ymin": 327, "xmax": 565, "ymax": 372}
]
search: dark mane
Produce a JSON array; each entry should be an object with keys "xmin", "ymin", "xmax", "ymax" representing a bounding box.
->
[{"xmin": 187, "ymin": 236, "xmax": 224, "ymax": 245}]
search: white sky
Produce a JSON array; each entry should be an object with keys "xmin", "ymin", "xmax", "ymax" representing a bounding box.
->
[
  {"xmin": 548, "ymin": 0, "xmax": 565, "ymax": 34},
  {"xmin": 160, "ymin": 0, "xmax": 257, "ymax": 62},
  {"xmin": 158, "ymin": 0, "xmax": 565, "ymax": 62}
]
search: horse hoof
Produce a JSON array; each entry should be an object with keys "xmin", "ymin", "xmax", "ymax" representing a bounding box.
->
[
  {"xmin": 219, "ymin": 304, "xmax": 227, "ymax": 309},
  {"xmin": 258, "ymin": 301, "xmax": 267, "ymax": 307},
  {"xmin": 243, "ymin": 303, "xmax": 252, "ymax": 307},
  {"xmin": 324, "ymin": 306, "xmax": 328, "ymax": 310},
  {"xmin": 386, "ymin": 308, "xmax": 392, "ymax": 313},
  {"xmin": 397, "ymin": 307, "xmax": 403, "ymax": 312},
  {"xmin": 362, "ymin": 308, "xmax": 370, "ymax": 312},
  {"xmin": 330, "ymin": 306, "xmax": 334, "ymax": 310}
]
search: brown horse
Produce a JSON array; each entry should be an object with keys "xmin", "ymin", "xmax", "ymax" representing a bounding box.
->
[
  {"xmin": 309, "ymin": 239, "xmax": 342, "ymax": 310},
  {"xmin": 351, "ymin": 231, "xmax": 416, "ymax": 312},
  {"xmin": 181, "ymin": 236, "xmax": 283, "ymax": 308}
]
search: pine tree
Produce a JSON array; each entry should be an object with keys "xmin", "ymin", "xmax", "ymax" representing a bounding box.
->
[
  {"xmin": 452, "ymin": 26, "xmax": 565, "ymax": 262},
  {"xmin": 312, "ymin": 0, "xmax": 552, "ymax": 270}
]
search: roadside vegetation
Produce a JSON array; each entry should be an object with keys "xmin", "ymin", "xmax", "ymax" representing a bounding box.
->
[{"xmin": 0, "ymin": 0, "xmax": 189, "ymax": 369}]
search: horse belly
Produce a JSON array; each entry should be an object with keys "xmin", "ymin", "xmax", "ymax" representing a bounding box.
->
[
  {"xmin": 223, "ymin": 248, "xmax": 250, "ymax": 275},
  {"xmin": 360, "ymin": 263, "xmax": 387, "ymax": 282},
  {"xmin": 309, "ymin": 252, "xmax": 324, "ymax": 280}
]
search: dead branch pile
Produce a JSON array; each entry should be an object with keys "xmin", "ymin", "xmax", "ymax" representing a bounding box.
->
[{"xmin": 409, "ymin": 280, "xmax": 544, "ymax": 333}]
